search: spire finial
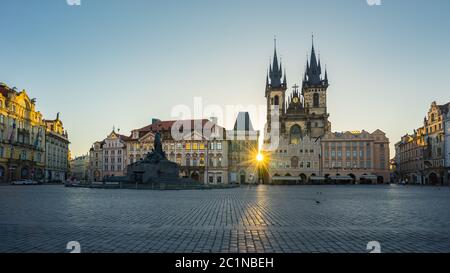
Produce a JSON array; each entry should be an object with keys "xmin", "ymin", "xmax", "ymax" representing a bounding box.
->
[{"xmin": 274, "ymin": 35, "xmax": 277, "ymax": 50}]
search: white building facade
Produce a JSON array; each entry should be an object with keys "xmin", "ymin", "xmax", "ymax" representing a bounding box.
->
[{"xmin": 102, "ymin": 130, "xmax": 128, "ymax": 179}]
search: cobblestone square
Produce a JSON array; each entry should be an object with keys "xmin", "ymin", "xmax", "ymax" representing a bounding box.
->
[{"xmin": 0, "ymin": 185, "xmax": 449, "ymax": 253}]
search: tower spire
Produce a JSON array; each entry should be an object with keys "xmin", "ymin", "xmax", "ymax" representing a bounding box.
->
[
  {"xmin": 269, "ymin": 36, "xmax": 282, "ymax": 87},
  {"xmin": 305, "ymin": 34, "xmax": 321, "ymax": 85}
]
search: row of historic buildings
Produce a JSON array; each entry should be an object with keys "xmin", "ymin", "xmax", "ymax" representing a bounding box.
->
[
  {"xmin": 87, "ymin": 113, "xmax": 260, "ymax": 184},
  {"xmin": 0, "ymin": 83, "xmax": 70, "ymax": 183},
  {"xmin": 85, "ymin": 39, "xmax": 391, "ymax": 185},
  {"xmin": 393, "ymin": 101, "xmax": 450, "ymax": 185}
]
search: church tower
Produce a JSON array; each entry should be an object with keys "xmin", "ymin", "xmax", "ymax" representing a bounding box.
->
[
  {"xmin": 302, "ymin": 37, "xmax": 330, "ymax": 137},
  {"xmin": 265, "ymin": 39, "xmax": 287, "ymax": 134}
]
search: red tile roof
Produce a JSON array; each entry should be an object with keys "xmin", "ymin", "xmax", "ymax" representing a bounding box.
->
[{"xmin": 136, "ymin": 119, "xmax": 223, "ymax": 133}]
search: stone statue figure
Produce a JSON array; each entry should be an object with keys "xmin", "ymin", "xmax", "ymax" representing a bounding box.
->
[
  {"xmin": 154, "ymin": 131, "xmax": 165, "ymax": 157},
  {"xmin": 142, "ymin": 131, "xmax": 166, "ymax": 163}
]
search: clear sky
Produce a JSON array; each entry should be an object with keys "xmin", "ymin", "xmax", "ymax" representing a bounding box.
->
[{"xmin": 1, "ymin": 0, "xmax": 449, "ymax": 157}]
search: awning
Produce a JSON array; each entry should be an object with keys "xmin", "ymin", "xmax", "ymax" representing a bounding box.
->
[
  {"xmin": 272, "ymin": 176, "xmax": 303, "ymax": 181},
  {"xmin": 361, "ymin": 174, "xmax": 378, "ymax": 180},
  {"xmin": 310, "ymin": 176, "xmax": 326, "ymax": 181},
  {"xmin": 330, "ymin": 176, "xmax": 353, "ymax": 180}
]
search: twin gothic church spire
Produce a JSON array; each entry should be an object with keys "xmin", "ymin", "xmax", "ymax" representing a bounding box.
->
[
  {"xmin": 303, "ymin": 35, "xmax": 328, "ymax": 87},
  {"xmin": 267, "ymin": 38, "xmax": 287, "ymax": 88},
  {"xmin": 266, "ymin": 35, "xmax": 328, "ymax": 90}
]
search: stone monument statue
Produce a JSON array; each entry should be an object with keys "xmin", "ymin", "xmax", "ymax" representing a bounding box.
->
[{"xmin": 109, "ymin": 131, "xmax": 199, "ymax": 186}]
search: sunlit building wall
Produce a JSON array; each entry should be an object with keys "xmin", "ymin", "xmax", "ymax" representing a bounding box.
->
[
  {"xmin": 445, "ymin": 107, "xmax": 450, "ymax": 184},
  {"xmin": 0, "ymin": 83, "xmax": 46, "ymax": 182},
  {"xmin": 423, "ymin": 101, "xmax": 449, "ymax": 184},
  {"xmin": 394, "ymin": 127, "xmax": 426, "ymax": 184}
]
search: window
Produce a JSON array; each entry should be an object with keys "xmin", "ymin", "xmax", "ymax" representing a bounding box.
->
[
  {"xmin": 290, "ymin": 125, "xmax": 302, "ymax": 145},
  {"xmin": 20, "ymin": 150, "xmax": 27, "ymax": 160},
  {"xmin": 185, "ymin": 143, "xmax": 191, "ymax": 150},
  {"xmin": 199, "ymin": 143, "xmax": 205, "ymax": 150},
  {"xmin": 274, "ymin": 95, "xmax": 279, "ymax": 105},
  {"xmin": 193, "ymin": 143, "xmax": 198, "ymax": 150},
  {"xmin": 186, "ymin": 157, "xmax": 191, "ymax": 166},
  {"xmin": 291, "ymin": 156, "xmax": 299, "ymax": 168},
  {"xmin": 216, "ymin": 142, "xmax": 222, "ymax": 150},
  {"xmin": 217, "ymin": 176, "xmax": 222, "ymax": 183},
  {"xmin": 209, "ymin": 176, "xmax": 214, "ymax": 183},
  {"xmin": 313, "ymin": 93, "xmax": 320, "ymax": 107},
  {"xmin": 217, "ymin": 155, "xmax": 222, "ymax": 167}
]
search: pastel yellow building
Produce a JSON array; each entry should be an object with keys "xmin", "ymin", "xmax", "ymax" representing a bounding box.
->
[{"xmin": 0, "ymin": 83, "xmax": 46, "ymax": 182}]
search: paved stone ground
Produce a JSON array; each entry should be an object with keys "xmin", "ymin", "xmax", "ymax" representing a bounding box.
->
[{"xmin": 0, "ymin": 185, "xmax": 449, "ymax": 253}]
